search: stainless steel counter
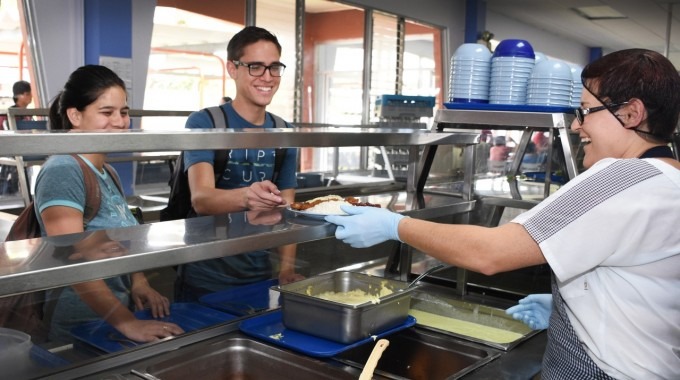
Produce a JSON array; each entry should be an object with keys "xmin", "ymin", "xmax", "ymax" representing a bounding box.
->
[
  {"xmin": 0, "ymin": 192, "xmax": 474, "ymax": 298},
  {"xmin": 1, "ymin": 115, "xmax": 547, "ymax": 379},
  {"xmin": 45, "ymin": 286, "xmax": 546, "ymax": 380}
]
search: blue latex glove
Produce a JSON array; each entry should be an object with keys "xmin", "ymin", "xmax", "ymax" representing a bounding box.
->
[
  {"xmin": 324, "ymin": 204, "xmax": 405, "ymax": 248},
  {"xmin": 505, "ymin": 294, "xmax": 552, "ymax": 330}
]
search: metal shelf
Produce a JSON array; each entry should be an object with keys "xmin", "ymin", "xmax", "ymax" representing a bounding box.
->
[
  {"xmin": 0, "ymin": 127, "xmax": 479, "ymax": 156},
  {"xmin": 0, "ymin": 118, "xmax": 480, "ymax": 298},
  {"xmin": 432, "ymin": 109, "xmax": 574, "ymax": 131}
]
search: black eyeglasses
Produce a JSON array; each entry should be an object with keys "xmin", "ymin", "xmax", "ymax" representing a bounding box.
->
[
  {"xmin": 232, "ymin": 60, "xmax": 286, "ymax": 77},
  {"xmin": 574, "ymin": 102, "xmax": 628, "ymax": 125}
]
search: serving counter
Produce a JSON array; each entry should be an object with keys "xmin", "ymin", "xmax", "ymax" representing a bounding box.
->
[{"xmin": 0, "ymin": 121, "xmax": 550, "ymax": 379}]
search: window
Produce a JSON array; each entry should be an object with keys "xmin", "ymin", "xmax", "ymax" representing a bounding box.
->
[
  {"xmin": 143, "ymin": 6, "xmax": 242, "ymax": 130},
  {"xmin": 0, "ymin": 0, "xmax": 31, "ymax": 110}
]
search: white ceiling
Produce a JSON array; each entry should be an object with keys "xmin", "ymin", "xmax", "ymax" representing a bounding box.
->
[
  {"xmin": 2, "ymin": 1, "xmax": 680, "ymax": 70},
  {"xmin": 485, "ymin": 0, "xmax": 680, "ymax": 67}
]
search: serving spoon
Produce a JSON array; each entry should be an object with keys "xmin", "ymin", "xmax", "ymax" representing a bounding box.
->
[
  {"xmin": 359, "ymin": 339, "xmax": 390, "ymax": 380},
  {"xmin": 407, "ymin": 264, "xmax": 446, "ymax": 288}
]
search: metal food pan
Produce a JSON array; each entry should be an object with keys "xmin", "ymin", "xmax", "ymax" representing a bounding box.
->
[
  {"xmin": 273, "ymin": 271, "xmax": 414, "ymax": 344},
  {"xmin": 410, "ymin": 289, "xmax": 539, "ymax": 351}
]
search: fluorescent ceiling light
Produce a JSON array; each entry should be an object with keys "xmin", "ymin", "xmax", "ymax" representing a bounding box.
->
[{"xmin": 573, "ymin": 6, "xmax": 627, "ymax": 20}]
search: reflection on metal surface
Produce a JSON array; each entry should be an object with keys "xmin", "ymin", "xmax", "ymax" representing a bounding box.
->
[{"xmin": 0, "ymin": 192, "xmax": 473, "ymax": 298}]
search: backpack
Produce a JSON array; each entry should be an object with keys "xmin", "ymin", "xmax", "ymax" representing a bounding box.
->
[
  {"xmin": 159, "ymin": 106, "xmax": 288, "ymax": 221},
  {"xmin": 0, "ymin": 154, "xmax": 122, "ymax": 342}
]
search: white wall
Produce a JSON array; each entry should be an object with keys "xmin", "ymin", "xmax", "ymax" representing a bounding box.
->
[
  {"xmin": 486, "ymin": 10, "xmax": 590, "ymax": 66},
  {"xmin": 131, "ymin": 0, "xmax": 156, "ymax": 110},
  {"xmin": 23, "ymin": 0, "xmax": 155, "ymax": 110},
  {"xmin": 22, "ymin": 0, "xmax": 84, "ymax": 107}
]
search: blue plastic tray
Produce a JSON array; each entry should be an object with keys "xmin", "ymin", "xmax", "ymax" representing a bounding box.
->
[
  {"xmin": 239, "ymin": 310, "xmax": 417, "ymax": 358},
  {"xmin": 71, "ymin": 302, "xmax": 237, "ymax": 353},
  {"xmin": 443, "ymin": 102, "xmax": 574, "ymax": 114},
  {"xmin": 30, "ymin": 345, "xmax": 70, "ymax": 368},
  {"xmin": 200, "ymin": 279, "xmax": 280, "ymax": 316}
]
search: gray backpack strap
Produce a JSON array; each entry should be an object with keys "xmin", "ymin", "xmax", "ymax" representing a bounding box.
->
[
  {"xmin": 202, "ymin": 106, "xmax": 230, "ymax": 181},
  {"xmin": 205, "ymin": 106, "xmax": 228, "ymax": 129},
  {"xmin": 266, "ymin": 112, "xmax": 290, "ymax": 183},
  {"xmin": 267, "ymin": 112, "xmax": 287, "ymax": 129}
]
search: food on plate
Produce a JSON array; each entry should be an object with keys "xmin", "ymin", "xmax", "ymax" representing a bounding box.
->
[{"xmin": 290, "ymin": 195, "xmax": 380, "ymax": 215}]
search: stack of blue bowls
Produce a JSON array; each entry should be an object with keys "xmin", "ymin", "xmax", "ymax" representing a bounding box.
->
[
  {"xmin": 449, "ymin": 43, "xmax": 492, "ymax": 103},
  {"xmin": 526, "ymin": 60, "xmax": 573, "ymax": 107},
  {"xmin": 534, "ymin": 51, "xmax": 548, "ymax": 65},
  {"xmin": 489, "ymin": 39, "xmax": 535, "ymax": 105},
  {"xmin": 570, "ymin": 64, "xmax": 584, "ymax": 108}
]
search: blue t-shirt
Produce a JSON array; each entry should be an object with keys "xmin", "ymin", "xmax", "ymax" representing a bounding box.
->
[
  {"xmin": 34, "ymin": 154, "xmax": 138, "ymax": 343},
  {"xmin": 178, "ymin": 103, "xmax": 298, "ymax": 299},
  {"xmin": 35, "ymin": 155, "xmax": 138, "ymax": 232},
  {"xmin": 183, "ymin": 102, "xmax": 297, "ymax": 191}
]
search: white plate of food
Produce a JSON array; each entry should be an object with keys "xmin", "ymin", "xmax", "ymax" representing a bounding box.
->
[
  {"xmin": 287, "ymin": 195, "xmax": 380, "ymax": 219},
  {"xmin": 286, "ymin": 207, "xmax": 335, "ymax": 220}
]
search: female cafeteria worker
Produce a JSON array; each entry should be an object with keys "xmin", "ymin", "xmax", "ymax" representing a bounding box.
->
[
  {"xmin": 325, "ymin": 49, "xmax": 680, "ymax": 379},
  {"xmin": 35, "ymin": 65, "xmax": 183, "ymax": 344}
]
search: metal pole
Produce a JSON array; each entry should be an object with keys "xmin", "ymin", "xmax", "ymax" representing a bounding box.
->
[
  {"xmin": 359, "ymin": 10, "xmax": 374, "ymax": 171},
  {"xmin": 245, "ymin": 0, "xmax": 256, "ymax": 27},
  {"xmin": 294, "ymin": 0, "xmax": 304, "ymax": 123},
  {"xmin": 361, "ymin": 9, "xmax": 373, "ymax": 126},
  {"xmin": 395, "ymin": 17, "xmax": 405, "ymax": 95}
]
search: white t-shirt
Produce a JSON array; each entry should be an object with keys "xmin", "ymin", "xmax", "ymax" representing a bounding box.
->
[{"xmin": 513, "ymin": 157, "xmax": 680, "ymax": 379}]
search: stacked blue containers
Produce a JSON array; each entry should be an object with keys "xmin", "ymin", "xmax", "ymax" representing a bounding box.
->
[
  {"xmin": 526, "ymin": 60, "xmax": 573, "ymax": 107},
  {"xmin": 449, "ymin": 43, "xmax": 492, "ymax": 103},
  {"xmin": 489, "ymin": 39, "xmax": 535, "ymax": 105},
  {"xmin": 570, "ymin": 64, "xmax": 584, "ymax": 108}
]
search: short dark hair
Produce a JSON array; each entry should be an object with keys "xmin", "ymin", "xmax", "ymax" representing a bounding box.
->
[
  {"xmin": 49, "ymin": 65, "xmax": 126, "ymax": 130},
  {"xmin": 227, "ymin": 26, "xmax": 282, "ymax": 61},
  {"xmin": 12, "ymin": 80, "xmax": 30, "ymax": 103},
  {"xmin": 581, "ymin": 48, "xmax": 680, "ymax": 140},
  {"xmin": 12, "ymin": 80, "xmax": 30, "ymax": 96}
]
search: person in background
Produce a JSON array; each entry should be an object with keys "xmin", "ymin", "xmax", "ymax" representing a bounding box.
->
[
  {"xmin": 325, "ymin": 48, "xmax": 680, "ymax": 379},
  {"xmin": 0, "ymin": 80, "xmax": 33, "ymax": 195},
  {"xmin": 0, "ymin": 80, "xmax": 33, "ymax": 129},
  {"xmin": 487, "ymin": 135, "xmax": 514, "ymax": 174},
  {"xmin": 219, "ymin": 96, "xmax": 232, "ymax": 105},
  {"xmin": 531, "ymin": 131, "xmax": 549, "ymax": 153},
  {"xmin": 488, "ymin": 135, "xmax": 513, "ymax": 161},
  {"xmin": 175, "ymin": 26, "xmax": 302, "ymax": 302},
  {"xmin": 12, "ymin": 80, "xmax": 32, "ymax": 108},
  {"xmin": 474, "ymin": 130, "xmax": 492, "ymax": 174},
  {"xmin": 35, "ymin": 65, "xmax": 183, "ymax": 344}
]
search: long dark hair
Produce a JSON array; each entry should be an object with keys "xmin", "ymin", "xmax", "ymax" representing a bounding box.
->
[{"xmin": 49, "ymin": 65, "xmax": 126, "ymax": 130}]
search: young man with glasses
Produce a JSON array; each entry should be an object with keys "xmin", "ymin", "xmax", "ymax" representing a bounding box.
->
[
  {"xmin": 176, "ymin": 26, "xmax": 301, "ymax": 302},
  {"xmin": 325, "ymin": 49, "xmax": 680, "ymax": 379}
]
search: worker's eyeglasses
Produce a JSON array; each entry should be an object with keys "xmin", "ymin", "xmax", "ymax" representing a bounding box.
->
[
  {"xmin": 232, "ymin": 60, "xmax": 286, "ymax": 77},
  {"xmin": 574, "ymin": 102, "xmax": 628, "ymax": 125}
]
